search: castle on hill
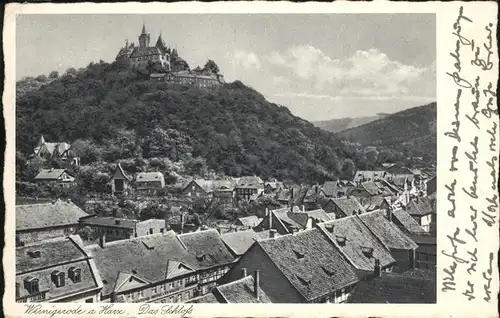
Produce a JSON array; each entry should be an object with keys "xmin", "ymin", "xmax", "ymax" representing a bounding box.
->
[{"xmin": 116, "ymin": 24, "xmax": 224, "ymax": 87}]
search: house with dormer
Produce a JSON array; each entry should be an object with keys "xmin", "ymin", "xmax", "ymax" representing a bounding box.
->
[
  {"xmin": 219, "ymin": 228, "xmax": 359, "ymax": 303},
  {"xmin": 16, "ymin": 235, "xmax": 102, "ymax": 303},
  {"xmin": 34, "ymin": 168, "xmax": 75, "ymax": 187},
  {"xmin": 85, "ymin": 229, "xmax": 236, "ymax": 303}
]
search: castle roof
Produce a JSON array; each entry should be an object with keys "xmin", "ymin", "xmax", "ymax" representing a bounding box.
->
[
  {"xmin": 141, "ymin": 23, "xmax": 147, "ymax": 35},
  {"xmin": 130, "ymin": 46, "xmax": 163, "ymax": 59}
]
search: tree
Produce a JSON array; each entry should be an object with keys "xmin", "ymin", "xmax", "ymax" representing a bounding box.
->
[
  {"xmin": 66, "ymin": 67, "xmax": 77, "ymax": 75},
  {"xmin": 203, "ymin": 59, "xmax": 219, "ymax": 74},
  {"xmin": 49, "ymin": 71, "xmax": 59, "ymax": 79}
]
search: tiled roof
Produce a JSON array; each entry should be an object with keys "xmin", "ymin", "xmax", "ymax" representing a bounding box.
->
[
  {"xmin": 16, "ymin": 236, "xmax": 100, "ymax": 301},
  {"xmin": 392, "ymin": 209, "xmax": 427, "ymax": 234},
  {"xmin": 272, "ymin": 208, "xmax": 303, "ymax": 231},
  {"xmin": 258, "ymin": 229, "xmax": 359, "ymax": 301},
  {"xmin": 409, "ymin": 234, "xmax": 436, "ymax": 245},
  {"xmin": 213, "ymin": 180, "xmax": 236, "ymax": 192},
  {"xmin": 358, "ymin": 211, "xmax": 418, "ymax": 250},
  {"xmin": 288, "ymin": 209, "xmax": 333, "ymax": 228},
  {"xmin": 318, "ymin": 217, "xmax": 395, "ymax": 271},
  {"xmin": 16, "ymin": 200, "xmax": 89, "ymax": 231},
  {"xmin": 177, "ymin": 229, "xmax": 236, "ymax": 268},
  {"xmin": 406, "ymin": 197, "xmax": 434, "ymax": 216},
  {"xmin": 362, "ymin": 196, "xmax": 387, "ymax": 211},
  {"xmin": 34, "ymin": 169, "xmax": 67, "ymax": 180},
  {"xmin": 221, "ymin": 229, "xmax": 259, "ymax": 256},
  {"xmin": 135, "ymin": 172, "xmax": 164, "ymax": 183},
  {"xmin": 236, "ymin": 215, "xmax": 261, "ymax": 228},
  {"xmin": 187, "ymin": 293, "xmax": 219, "ymax": 303},
  {"xmin": 321, "ymin": 181, "xmax": 339, "ymax": 197},
  {"xmin": 79, "ymin": 216, "xmax": 137, "ymax": 229},
  {"xmin": 354, "ymin": 170, "xmax": 386, "ymax": 182},
  {"xmin": 16, "ymin": 236, "xmax": 87, "ymax": 273},
  {"xmin": 85, "ymin": 231, "xmax": 195, "ymax": 296},
  {"xmin": 112, "ymin": 163, "xmax": 131, "ymax": 181},
  {"xmin": 214, "ymin": 275, "xmax": 272, "ymax": 303},
  {"xmin": 265, "ymin": 182, "xmax": 284, "ymax": 190},
  {"xmin": 361, "ymin": 181, "xmax": 382, "ymax": 196},
  {"xmin": 236, "ymin": 176, "xmax": 264, "ymax": 188},
  {"xmin": 348, "ymin": 269, "xmax": 436, "ymax": 303},
  {"xmin": 39, "ymin": 142, "xmax": 70, "ymax": 156},
  {"xmin": 328, "ymin": 197, "xmax": 365, "ymax": 217}
]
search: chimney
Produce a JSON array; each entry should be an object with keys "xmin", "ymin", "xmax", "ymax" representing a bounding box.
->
[
  {"xmin": 268, "ymin": 211, "xmax": 273, "ymax": 230},
  {"xmin": 181, "ymin": 213, "xmax": 185, "ymax": 233},
  {"xmin": 410, "ymin": 249, "xmax": 416, "ymax": 269},
  {"xmin": 99, "ymin": 233, "xmax": 106, "ymax": 248},
  {"xmin": 374, "ymin": 259, "xmax": 381, "ymax": 277},
  {"xmin": 241, "ymin": 268, "xmax": 248, "ymax": 278},
  {"xmin": 110, "ymin": 292, "xmax": 117, "ymax": 303},
  {"xmin": 302, "ymin": 205, "xmax": 305, "ymax": 213},
  {"xmin": 326, "ymin": 224, "xmax": 335, "ymax": 233},
  {"xmin": 253, "ymin": 270, "xmax": 260, "ymax": 300},
  {"xmin": 265, "ymin": 208, "xmax": 269, "ymax": 217},
  {"xmin": 270, "ymin": 229, "xmax": 277, "ymax": 239}
]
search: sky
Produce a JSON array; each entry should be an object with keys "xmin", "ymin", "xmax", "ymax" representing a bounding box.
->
[{"xmin": 16, "ymin": 14, "xmax": 436, "ymax": 121}]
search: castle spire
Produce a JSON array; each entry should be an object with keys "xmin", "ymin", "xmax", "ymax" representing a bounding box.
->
[{"xmin": 141, "ymin": 22, "xmax": 147, "ymax": 35}]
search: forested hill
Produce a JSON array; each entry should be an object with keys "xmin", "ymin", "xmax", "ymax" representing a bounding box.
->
[
  {"xmin": 313, "ymin": 114, "xmax": 389, "ymax": 133},
  {"xmin": 335, "ymin": 102, "xmax": 437, "ymax": 160},
  {"xmin": 17, "ymin": 60, "xmax": 356, "ymax": 183}
]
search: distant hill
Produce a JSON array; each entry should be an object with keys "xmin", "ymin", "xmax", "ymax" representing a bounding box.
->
[
  {"xmin": 313, "ymin": 114, "xmax": 389, "ymax": 133},
  {"xmin": 336, "ymin": 102, "xmax": 437, "ymax": 160}
]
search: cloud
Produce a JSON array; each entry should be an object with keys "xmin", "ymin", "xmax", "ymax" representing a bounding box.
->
[
  {"xmin": 264, "ymin": 45, "xmax": 435, "ymax": 97},
  {"xmin": 226, "ymin": 49, "xmax": 261, "ymax": 70}
]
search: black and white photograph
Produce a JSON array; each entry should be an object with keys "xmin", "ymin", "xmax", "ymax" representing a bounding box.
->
[{"xmin": 12, "ymin": 12, "xmax": 440, "ymax": 305}]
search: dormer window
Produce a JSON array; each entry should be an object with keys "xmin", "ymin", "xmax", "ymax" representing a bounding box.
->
[
  {"xmin": 336, "ymin": 235, "xmax": 346, "ymax": 246},
  {"xmin": 69, "ymin": 267, "xmax": 81, "ymax": 283},
  {"xmin": 51, "ymin": 271, "xmax": 65, "ymax": 287},
  {"xmin": 321, "ymin": 265, "xmax": 335, "ymax": 276},
  {"xmin": 196, "ymin": 253, "xmax": 206, "ymax": 261},
  {"xmin": 296, "ymin": 273, "xmax": 312, "ymax": 285},
  {"xmin": 24, "ymin": 277, "xmax": 39, "ymax": 294},
  {"xmin": 27, "ymin": 250, "xmax": 41, "ymax": 258},
  {"xmin": 361, "ymin": 246, "xmax": 374, "ymax": 258},
  {"xmin": 293, "ymin": 249, "xmax": 305, "ymax": 259}
]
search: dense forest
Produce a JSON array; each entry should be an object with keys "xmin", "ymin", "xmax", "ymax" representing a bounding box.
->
[
  {"xmin": 16, "ymin": 60, "xmax": 435, "ymax": 186},
  {"xmin": 313, "ymin": 114, "xmax": 389, "ymax": 133}
]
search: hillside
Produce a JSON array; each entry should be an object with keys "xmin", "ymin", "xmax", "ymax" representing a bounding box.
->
[
  {"xmin": 16, "ymin": 60, "xmax": 354, "ymax": 184},
  {"xmin": 313, "ymin": 113, "xmax": 389, "ymax": 133},
  {"xmin": 336, "ymin": 102, "xmax": 437, "ymax": 160}
]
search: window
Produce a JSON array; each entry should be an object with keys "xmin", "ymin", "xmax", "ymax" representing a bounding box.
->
[
  {"xmin": 25, "ymin": 278, "xmax": 39, "ymax": 294},
  {"xmin": 52, "ymin": 271, "xmax": 65, "ymax": 287},
  {"xmin": 139, "ymin": 290, "xmax": 144, "ymax": 298},
  {"xmin": 85, "ymin": 298, "xmax": 93, "ymax": 303},
  {"xmin": 69, "ymin": 267, "xmax": 81, "ymax": 283},
  {"xmin": 152, "ymin": 286, "xmax": 157, "ymax": 294}
]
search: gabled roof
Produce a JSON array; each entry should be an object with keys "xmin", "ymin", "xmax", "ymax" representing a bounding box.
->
[
  {"xmin": 362, "ymin": 196, "xmax": 389, "ymax": 211},
  {"xmin": 16, "ymin": 235, "xmax": 88, "ymax": 274},
  {"xmin": 353, "ymin": 170, "xmax": 386, "ymax": 182},
  {"xmin": 392, "ymin": 209, "xmax": 427, "ymax": 235},
  {"xmin": 214, "ymin": 275, "xmax": 272, "ymax": 303},
  {"xmin": 79, "ymin": 216, "xmax": 137, "ymax": 229},
  {"xmin": 236, "ymin": 215, "xmax": 261, "ymax": 228},
  {"xmin": 85, "ymin": 231, "xmax": 195, "ymax": 296},
  {"xmin": 221, "ymin": 229, "xmax": 259, "ymax": 256},
  {"xmin": 16, "ymin": 200, "xmax": 89, "ymax": 231},
  {"xmin": 406, "ymin": 197, "xmax": 434, "ymax": 216},
  {"xmin": 135, "ymin": 171, "xmax": 164, "ymax": 183},
  {"xmin": 348, "ymin": 269, "xmax": 436, "ymax": 303},
  {"xmin": 34, "ymin": 168, "xmax": 70, "ymax": 180},
  {"xmin": 327, "ymin": 197, "xmax": 365, "ymax": 217},
  {"xmin": 287, "ymin": 209, "xmax": 333, "ymax": 228},
  {"xmin": 16, "ymin": 236, "xmax": 100, "ymax": 301},
  {"xmin": 236, "ymin": 176, "xmax": 264, "ymax": 188},
  {"xmin": 271, "ymin": 207, "xmax": 304, "ymax": 232},
  {"xmin": 318, "ymin": 217, "xmax": 395, "ymax": 271},
  {"xmin": 177, "ymin": 229, "xmax": 235, "ymax": 268},
  {"xmin": 358, "ymin": 211, "xmax": 418, "ymax": 250},
  {"xmin": 257, "ymin": 228, "xmax": 359, "ymax": 301},
  {"xmin": 361, "ymin": 181, "xmax": 382, "ymax": 196},
  {"xmin": 112, "ymin": 163, "xmax": 131, "ymax": 181},
  {"xmin": 213, "ymin": 180, "xmax": 236, "ymax": 191},
  {"xmin": 188, "ymin": 293, "xmax": 219, "ymax": 303},
  {"xmin": 321, "ymin": 181, "xmax": 339, "ymax": 196}
]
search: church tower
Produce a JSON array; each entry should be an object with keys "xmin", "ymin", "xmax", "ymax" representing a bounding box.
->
[{"xmin": 138, "ymin": 23, "xmax": 150, "ymax": 48}]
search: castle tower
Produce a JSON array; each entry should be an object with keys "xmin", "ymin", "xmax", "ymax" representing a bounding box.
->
[
  {"xmin": 155, "ymin": 33, "xmax": 167, "ymax": 52},
  {"xmin": 138, "ymin": 23, "xmax": 150, "ymax": 48}
]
